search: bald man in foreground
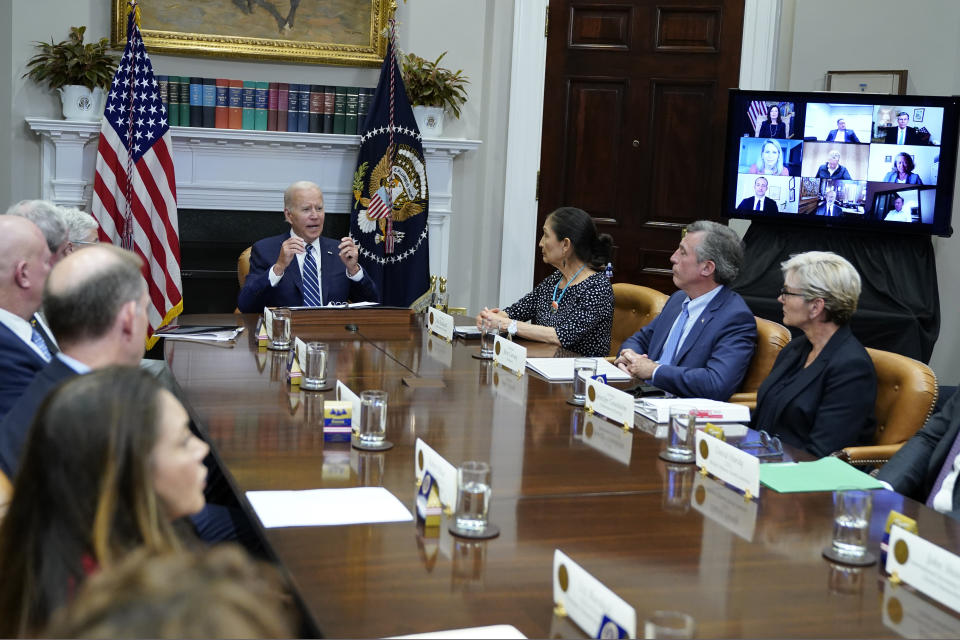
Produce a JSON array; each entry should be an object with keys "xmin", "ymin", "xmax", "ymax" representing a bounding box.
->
[{"xmin": 237, "ymin": 180, "xmax": 379, "ymax": 312}]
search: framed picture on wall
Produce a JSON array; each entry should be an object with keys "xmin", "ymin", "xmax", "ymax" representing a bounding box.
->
[
  {"xmin": 111, "ymin": 0, "xmax": 391, "ymax": 66},
  {"xmin": 824, "ymin": 70, "xmax": 908, "ymax": 95}
]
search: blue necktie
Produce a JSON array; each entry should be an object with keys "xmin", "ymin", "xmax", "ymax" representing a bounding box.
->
[
  {"xmin": 755, "ymin": 199, "xmax": 762, "ymax": 211},
  {"xmin": 30, "ymin": 325, "xmax": 52, "ymax": 362},
  {"xmin": 301, "ymin": 244, "xmax": 323, "ymax": 307},
  {"xmin": 659, "ymin": 301, "xmax": 690, "ymax": 367}
]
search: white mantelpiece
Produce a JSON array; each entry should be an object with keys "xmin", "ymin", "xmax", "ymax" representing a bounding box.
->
[{"xmin": 25, "ymin": 117, "xmax": 480, "ymax": 279}]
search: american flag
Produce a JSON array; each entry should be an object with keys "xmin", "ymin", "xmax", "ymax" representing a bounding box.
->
[
  {"xmin": 747, "ymin": 100, "xmax": 767, "ymax": 133},
  {"xmin": 91, "ymin": 6, "xmax": 182, "ymax": 348},
  {"xmin": 367, "ymin": 185, "xmax": 392, "ymax": 219}
]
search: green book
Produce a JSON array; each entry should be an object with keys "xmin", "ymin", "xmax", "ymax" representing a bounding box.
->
[
  {"xmin": 254, "ymin": 81, "xmax": 269, "ymax": 131},
  {"xmin": 333, "ymin": 86, "xmax": 347, "ymax": 134},
  {"xmin": 345, "ymin": 86, "xmax": 359, "ymax": 135},
  {"xmin": 178, "ymin": 76, "xmax": 190, "ymax": 127},
  {"xmin": 241, "ymin": 81, "xmax": 256, "ymax": 130},
  {"xmin": 167, "ymin": 76, "xmax": 180, "ymax": 127}
]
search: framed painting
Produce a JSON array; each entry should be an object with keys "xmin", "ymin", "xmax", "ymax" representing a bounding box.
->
[
  {"xmin": 824, "ymin": 70, "xmax": 908, "ymax": 95},
  {"xmin": 111, "ymin": 0, "xmax": 391, "ymax": 66}
]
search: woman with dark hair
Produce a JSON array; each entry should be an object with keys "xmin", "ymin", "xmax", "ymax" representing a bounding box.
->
[
  {"xmin": 883, "ymin": 152, "xmax": 923, "ymax": 184},
  {"xmin": 476, "ymin": 207, "xmax": 614, "ymax": 356},
  {"xmin": 757, "ymin": 104, "xmax": 788, "ymax": 138},
  {"xmin": 0, "ymin": 367, "xmax": 210, "ymax": 637}
]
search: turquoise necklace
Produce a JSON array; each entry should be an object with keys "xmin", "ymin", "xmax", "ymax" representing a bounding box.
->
[{"xmin": 551, "ymin": 264, "xmax": 587, "ymax": 312}]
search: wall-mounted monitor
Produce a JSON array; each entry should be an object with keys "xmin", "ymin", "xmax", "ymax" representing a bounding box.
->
[{"xmin": 723, "ymin": 90, "xmax": 960, "ymax": 236}]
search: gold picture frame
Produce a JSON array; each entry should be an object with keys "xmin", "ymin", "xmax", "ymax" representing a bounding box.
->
[{"xmin": 111, "ymin": 0, "xmax": 391, "ymax": 67}]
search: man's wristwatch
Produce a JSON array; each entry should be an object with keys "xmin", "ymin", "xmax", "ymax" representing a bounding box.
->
[{"xmin": 507, "ymin": 319, "xmax": 518, "ymax": 340}]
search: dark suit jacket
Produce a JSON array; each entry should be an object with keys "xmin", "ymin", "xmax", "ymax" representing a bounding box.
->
[
  {"xmin": 816, "ymin": 164, "xmax": 852, "ymax": 180},
  {"xmin": 0, "ymin": 357, "xmax": 76, "ymax": 477},
  {"xmin": 884, "ymin": 126, "xmax": 923, "ymax": 145},
  {"xmin": 0, "ymin": 323, "xmax": 47, "ymax": 422},
  {"xmin": 619, "ymin": 287, "xmax": 756, "ymax": 400},
  {"xmin": 237, "ymin": 234, "xmax": 379, "ymax": 312},
  {"xmin": 753, "ymin": 325, "xmax": 876, "ymax": 457},
  {"xmin": 816, "ymin": 203, "xmax": 843, "ymax": 217},
  {"xmin": 737, "ymin": 197, "xmax": 779, "ymax": 214},
  {"xmin": 877, "ymin": 389, "xmax": 960, "ymax": 520},
  {"xmin": 826, "ymin": 129, "xmax": 861, "ymax": 144},
  {"xmin": 757, "ymin": 122, "xmax": 787, "ymax": 138}
]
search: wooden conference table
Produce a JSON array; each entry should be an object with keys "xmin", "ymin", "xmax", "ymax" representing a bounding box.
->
[{"xmin": 165, "ymin": 311, "xmax": 960, "ymax": 639}]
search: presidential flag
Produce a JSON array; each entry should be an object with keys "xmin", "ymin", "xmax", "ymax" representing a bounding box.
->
[
  {"xmin": 350, "ymin": 41, "xmax": 430, "ymax": 307},
  {"xmin": 92, "ymin": 4, "xmax": 182, "ymax": 348}
]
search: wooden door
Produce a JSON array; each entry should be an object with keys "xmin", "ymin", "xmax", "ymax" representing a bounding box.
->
[{"xmin": 537, "ymin": 0, "xmax": 745, "ymax": 291}]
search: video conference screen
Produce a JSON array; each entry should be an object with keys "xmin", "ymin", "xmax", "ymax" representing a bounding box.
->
[{"xmin": 723, "ymin": 90, "xmax": 960, "ymax": 236}]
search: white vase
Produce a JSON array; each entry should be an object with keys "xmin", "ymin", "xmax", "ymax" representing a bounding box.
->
[
  {"xmin": 412, "ymin": 105, "xmax": 445, "ymax": 137},
  {"xmin": 57, "ymin": 85, "xmax": 105, "ymax": 121}
]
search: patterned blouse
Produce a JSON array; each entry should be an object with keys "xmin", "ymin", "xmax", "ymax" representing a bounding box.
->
[{"xmin": 504, "ymin": 271, "xmax": 613, "ymax": 357}]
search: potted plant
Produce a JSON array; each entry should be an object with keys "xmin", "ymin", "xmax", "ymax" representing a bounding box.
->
[
  {"xmin": 401, "ymin": 51, "xmax": 468, "ymax": 137},
  {"xmin": 23, "ymin": 26, "xmax": 118, "ymax": 121}
]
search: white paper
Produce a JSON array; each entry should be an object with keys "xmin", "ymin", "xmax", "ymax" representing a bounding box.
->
[
  {"xmin": 695, "ymin": 430, "xmax": 760, "ymax": 498},
  {"xmin": 636, "ymin": 397, "xmax": 750, "ymax": 423},
  {"xmin": 159, "ymin": 327, "xmax": 243, "ymax": 342},
  {"xmin": 585, "ymin": 378, "xmax": 634, "ymax": 429},
  {"xmin": 390, "ymin": 625, "xmax": 526, "ymax": 639},
  {"xmin": 454, "ymin": 325, "xmax": 482, "ymax": 337},
  {"xmin": 525, "ymin": 357, "xmax": 631, "ymax": 382},
  {"xmin": 493, "ymin": 335, "xmax": 526, "ymax": 375},
  {"xmin": 553, "ymin": 550, "xmax": 636, "ymax": 639},
  {"xmin": 245, "ymin": 487, "xmax": 412, "ymax": 528}
]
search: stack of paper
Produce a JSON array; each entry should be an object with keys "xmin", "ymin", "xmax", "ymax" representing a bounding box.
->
[
  {"xmin": 156, "ymin": 325, "xmax": 244, "ymax": 342},
  {"xmin": 245, "ymin": 487, "xmax": 413, "ymax": 528},
  {"xmin": 635, "ymin": 397, "xmax": 750, "ymax": 423},
  {"xmin": 525, "ymin": 358, "xmax": 631, "ymax": 382}
]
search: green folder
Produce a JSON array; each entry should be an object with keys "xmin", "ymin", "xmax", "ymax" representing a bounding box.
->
[{"xmin": 759, "ymin": 457, "xmax": 885, "ymax": 493}]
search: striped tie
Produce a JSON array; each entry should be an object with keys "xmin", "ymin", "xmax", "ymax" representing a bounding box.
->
[
  {"xmin": 30, "ymin": 325, "xmax": 52, "ymax": 362},
  {"xmin": 301, "ymin": 244, "xmax": 323, "ymax": 307}
]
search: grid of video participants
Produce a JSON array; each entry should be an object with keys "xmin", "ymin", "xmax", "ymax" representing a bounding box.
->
[{"xmin": 733, "ymin": 100, "xmax": 943, "ymax": 224}]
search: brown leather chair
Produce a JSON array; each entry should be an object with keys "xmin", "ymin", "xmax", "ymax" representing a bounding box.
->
[
  {"xmin": 237, "ymin": 246, "xmax": 252, "ymax": 287},
  {"xmin": 608, "ymin": 283, "xmax": 669, "ymax": 357},
  {"xmin": 835, "ymin": 348, "xmax": 938, "ymax": 467},
  {"xmin": 0, "ymin": 468, "xmax": 11, "ymax": 520},
  {"xmin": 728, "ymin": 317, "xmax": 791, "ymax": 408}
]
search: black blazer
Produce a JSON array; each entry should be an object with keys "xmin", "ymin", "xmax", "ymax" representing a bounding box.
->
[
  {"xmin": 737, "ymin": 197, "xmax": 779, "ymax": 214},
  {"xmin": 752, "ymin": 325, "xmax": 876, "ymax": 457},
  {"xmin": 878, "ymin": 389, "xmax": 960, "ymax": 520}
]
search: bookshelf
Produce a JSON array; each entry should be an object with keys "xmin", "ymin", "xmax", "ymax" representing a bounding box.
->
[{"xmin": 25, "ymin": 117, "xmax": 480, "ymax": 279}]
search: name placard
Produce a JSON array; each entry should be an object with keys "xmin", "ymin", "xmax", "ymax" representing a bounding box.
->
[
  {"xmin": 335, "ymin": 381, "xmax": 362, "ymax": 431},
  {"xmin": 414, "ymin": 438, "xmax": 458, "ymax": 509},
  {"xmin": 584, "ymin": 378, "xmax": 634, "ymax": 430},
  {"xmin": 581, "ymin": 416, "xmax": 633, "ymax": 466},
  {"xmin": 695, "ymin": 430, "xmax": 760, "ymax": 499},
  {"xmin": 427, "ymin": 307, "xmax": 454, "ymax": 342},
  {"xmin": 691, "ymin": 474, "xmax": 758, "ymax": 541},
  {"xmin": 886, "ymin": 526, "xmax": 960, "ymax": 614},
  {"xmin": 553, "ymin": 549, "xmax": 636, "ymax": 639},
  {"xmin": 263, "ymin": 307, "xmax": 275, "ymax": 339},
  {"xmin": 493, "ymin": 335, "xmax": 526, "ymax": 376},
  {"xmin": 294, "ymin": 337, "xmax": 307, "ymax": 368}
]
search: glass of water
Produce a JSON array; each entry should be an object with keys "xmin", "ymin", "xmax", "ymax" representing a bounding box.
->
[
  {"xmin": 301, "ymin": 342, "xmax": 328, "ymax": 390},
  {"xmin": 358, "ymin": 390, "xmax": 388, "ymax": 446},
  {"xmin": 269, "ymin": 308, "xmax": 292, "ymax": 350},
  {"xmin": 659, "ymin": 405, "xmax": 697, "ymax": 463},
  {"xmin": 570, "ymin": 357, "xmax": 597, "ymax": 405},
  {"xmin": 455, "ymin": 461, "xmax": 491, "ymax": 531},
  {"xmin": 479, "ymin": 317, "xmax": 497, "ymax": 358},
  {"xmin": 832, "ymin": 489, "xmax": 872, "ymax": 558}
]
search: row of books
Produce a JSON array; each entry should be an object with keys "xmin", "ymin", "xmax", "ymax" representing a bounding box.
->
[{"xmin": 155, "ymin": 77, "xmax": 375, "ymax": 134}]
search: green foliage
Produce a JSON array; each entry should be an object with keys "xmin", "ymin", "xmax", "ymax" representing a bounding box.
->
[
  {"xmin": 400, "ymin": 51, "xmax": 469, "ymax": 119},
  {"xmin": 23, "ymin": 26, "xmax": 118, "ymax": 91}
]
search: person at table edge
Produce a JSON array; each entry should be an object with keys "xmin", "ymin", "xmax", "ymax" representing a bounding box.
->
[
  {"xmin": 476, "ymin": 206, "xmax": 613, "ymax": 358},
  {"xmin": 752, "ymin": 251, "xmax": 876, "ymax": 457},
  {"xmin": 237, "ymin": 181, "xmax": 379, "ymax": 313},
  {"xmin": 614, "ymin": 220, "xmax": 756, "ymax": 400}
]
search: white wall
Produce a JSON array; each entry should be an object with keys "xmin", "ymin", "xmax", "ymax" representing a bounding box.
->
[
  {"xmin": 1, "ymin": 0, "xmax": 512, "ymax": 316},
  {"xmin": 783, "ymin": 0, "xmax": 960, "ymax": 382}
]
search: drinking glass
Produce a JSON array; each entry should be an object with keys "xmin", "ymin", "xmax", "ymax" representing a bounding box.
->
[
  {"xmin": 644, "ymin": 611, "xmax": 696, "ymax": 639},
  {"xmin": 455, "ymin": 461, "xmax": 492, "ymax": 531},
  {"xmin": 660, "ymin": 405, "xmax": 697, "ymax": 463},
  {"xmin": 480, "ymin": 317, "xmax": 497, "ymax": 358},
  {"xmin": 832, "ymin": 489, "xmax": 872, "ymax": 558},
  {"xmin": 301, "ymin": 342, "xmax": 328, "ymax": 390},
  {"xmin": 571, "ymin": 358, "xmax": 597, "ymax": 405},
  {"xmin": 269, "ymin": 308, "xmax": 292, "ymax": 350},
  {"xmin": 358, "ymin": 390, "xmax": 388, "ymax": 446}
]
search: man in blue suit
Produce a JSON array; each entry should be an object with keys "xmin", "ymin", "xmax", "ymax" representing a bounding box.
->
[
  {"xmin": 615, "ymin": 220, "xmax": 756, "ymax": 400},
  {"xmin": 0, "ymin": 215, "xmax": 53, "ymax": 421},
  {"xmin": 238, "ymin": 181, "xmax": 379, "ymax": 312}
]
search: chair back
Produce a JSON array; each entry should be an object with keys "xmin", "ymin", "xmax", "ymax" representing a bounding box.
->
[
  {"xmin": 867, "ymin": 347, "xmax": 938, "ymax": 446},
  {"xmin": 728, "ymin": 317, "xmax": 791, "ymax": 407},
  {"xmin": 237, "ymin": 246, "xmax": 252, "ymax": 287},
  {"xmin": 609, "ymin": 283, "xmax": 669, "ymax": 357}
]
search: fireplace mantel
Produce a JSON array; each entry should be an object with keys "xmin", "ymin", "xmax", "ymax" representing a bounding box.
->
[{"xmin": 26, "ymin": 117, "xmax": 480, "ymax": 278}]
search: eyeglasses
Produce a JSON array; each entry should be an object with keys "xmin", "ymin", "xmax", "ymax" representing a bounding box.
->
[
  {"xmin": 71, "ymin": 239, "xmax": 100, "ymax": 246},
  {"xmin": 778, "ymin": 287, "xmax": 807, "ymax": 299},
  {"xmin": 737, "ymin": 430, "xmax": 784, "ymax": 458}
]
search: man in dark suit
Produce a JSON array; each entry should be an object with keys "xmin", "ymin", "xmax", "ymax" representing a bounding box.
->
[
  {"xmin": 238, "ymin": 181, "xmax": 379, "ymax": 312},
  {"xmin": 615, "ymin": 220, "xmax": 756, "ymax": 400},
  {"xmin": 825, "ymin": 118, "xmax": 861, "ymax": 144},
  {"xmin": 0, "ymin": 215, "xmax": 53, "ymax": 421},
  {"xmin": 884, "ymin": 111, "xmax": 924, "ymax": 145},
  {"xmin": 878, "ymin": 390, "xmax": 960, "ymax": 521},
  {"xmin": 816, "ymin": 189, "xmax": 843, "ymax": 217},
  {"xmin": 736, "ymin": 176, "xmax": 779, "ymax": 214}
]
